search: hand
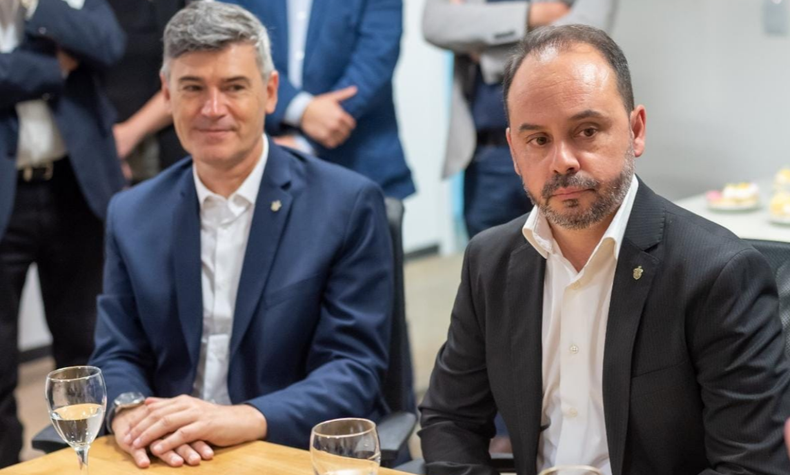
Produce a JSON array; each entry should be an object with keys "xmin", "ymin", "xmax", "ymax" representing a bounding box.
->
[
  {"xmin": 785, "ymin": 418, "xmax": 790, "ymax": 457},
  {"xmin": 112, "ymin": 404, "xmax": 213, "ymax": 468},
  {"xmin": 528, "ymin": 2, "xmax": 571, "ymax": 29},
  {"xmin": 113, "ymin": 122, "xmax": 142, "ymax": 160},
  {"xmin": 125, "ymin": 395, "xmax": 266, "ymax": 461},
  {"xmin": 300, "ymin": 86, "xmax": 358, "ymax": 149},
  {"xmin": 56, "ymin": 49, "xmax": 79, "ymax": 75},
  {"xmin": 272, "ymin": 134, "xmax": 300, "ymax": 149}
]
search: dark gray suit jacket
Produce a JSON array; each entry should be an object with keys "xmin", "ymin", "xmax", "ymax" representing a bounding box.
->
[{"xmin": 420, "ymin": 180, "xmax": 790, "ymax": 475}]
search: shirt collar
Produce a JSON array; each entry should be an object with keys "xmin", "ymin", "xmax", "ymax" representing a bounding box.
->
[
  {"xmin": 193, "ymin": 134, "xmax": 269, "ymax": 210},
  {"xmin": 522, "ymin": 175, "xmax": 639, "ymax": 261}
]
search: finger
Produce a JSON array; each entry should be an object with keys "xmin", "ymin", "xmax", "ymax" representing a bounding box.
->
[
  {"xmin": 153, "ymin": 422, "xmax": 204, "ymax": 455},
  {"xmin": 329, "ymin": 86, "xmax": 358, "ymax": 102},
  {"xmin": 191, "ymin": 440, "xmax": 214, "ymax": 460},
  {"xmin": 131, "ymin": 447, "xmax": 151, "ymax": 468},
  {"xmin": 175, "ymin": 443, "xmax": 202, "ymax": 466},
  {"xmin": 338, "ymin": 112, "xmax": 356, "ymax": 131},
  {"xmin": 128, "ymin": 403, "xmax": 184, "ymax": 446},
  {"xmin": 155, "ymin": 449, "xmax": 184, "ymax": 468},
  {"xmin": 133, "ymin": 408, "xmax": 195, "ymax": 449}
]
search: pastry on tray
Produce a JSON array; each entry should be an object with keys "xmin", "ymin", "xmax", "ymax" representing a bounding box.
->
[
  {"xmin": 769, "ymin": 191, "xmax": 790, "ymax": 224},
  {"xmin": 706, "ymin": 182, "xmax": 760, "ymax": 211}
]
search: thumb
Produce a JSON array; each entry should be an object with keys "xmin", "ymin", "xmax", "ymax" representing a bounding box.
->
[{"xmin": 328, "ymin": 86, "xmax": 358, "ymax": 102}]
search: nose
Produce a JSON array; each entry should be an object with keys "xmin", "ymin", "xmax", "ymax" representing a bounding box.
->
[
  {"xmin": 200, "ymin": 88, "xmax": 228, "ymax": 118},
  {"xmin": 550, "ymin": 140, "xmax": 580, "ymax": 176}
]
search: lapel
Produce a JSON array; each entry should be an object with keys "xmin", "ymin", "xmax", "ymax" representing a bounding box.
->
[
  {"xmin": 602, "ymin": 179, "xmax": 664, "ymax": 475},
  {"xmin": 229, "ymin": 144, "xmax": 294, "ymax": 361},
  {"xmin": 303, "ymin": 0, "xmax": 331, "ymax": 72},
  {"xmin": 172, "ymin": 166, "xmax": 203, "ymax": 370},
  {"xmin": 506, "ymin": 241, "xmax": 546, "ymax": 474}
]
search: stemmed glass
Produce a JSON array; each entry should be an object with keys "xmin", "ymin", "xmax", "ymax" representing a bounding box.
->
[
  {"xmin": 310, "ymin": 418, "xmax": 381, "ymax": 475},
  {"xmin": 45, "ymin": 366, "xmax": 107, "ymax": 474},
  {"xmin": 539, "ymin": 466, "xmax": 604, "ymax": 475}
]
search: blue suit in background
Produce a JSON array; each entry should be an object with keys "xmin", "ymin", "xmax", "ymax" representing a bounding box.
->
[
  {"xmin": 90, "ymin": 143, "xmax": 394, "ymax": 449},
  {"xmin": 223, "ymin": 0, "xmax": 416, "ymax": 200},
  {"xmin": 0, "ymin": 0, "xmax": 125, "ymax": 467}
]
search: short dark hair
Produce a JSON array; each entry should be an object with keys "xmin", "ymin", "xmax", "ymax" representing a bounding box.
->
[{"xmin": 502, "ymin": 24, "xmax": 634, "ymax": 120}]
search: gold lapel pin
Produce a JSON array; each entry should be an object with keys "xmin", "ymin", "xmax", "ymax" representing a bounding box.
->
[
  {"xmin": 633, "ymin": 266, "xmax": 644, "ymax": 280},
  {"xmin": 271, "ymin": 200, "xmax": 282, "ymax": 212}
]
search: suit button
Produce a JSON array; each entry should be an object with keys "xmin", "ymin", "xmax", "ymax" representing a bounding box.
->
[{"xmin": 38, "ymin": 27, "xmax": 47, "ymax": 35}]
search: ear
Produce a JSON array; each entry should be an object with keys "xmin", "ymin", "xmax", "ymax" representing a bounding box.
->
[
  {"xmin": 160, "ymin": 73, "xmax": 173, "ymax": 114},
  {"xmin": 630, "ymin": 105, "xmax": 647, "ymax": 157},
  {"xmin": 264, "ymin": 70, "xmax": 279, "ymax": 115},
  {"xmin": 506, "ymin": 127, "xmax": 522, "ymax": 176}
]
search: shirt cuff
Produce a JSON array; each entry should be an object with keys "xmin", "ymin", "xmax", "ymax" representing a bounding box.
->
[
  {"xmin": 283, "ymin": 92, "xmax": 314, "ymax": 127},
  {"xmin": 293, "ymin": 134, "xmax": 315, "ymax": 155}
]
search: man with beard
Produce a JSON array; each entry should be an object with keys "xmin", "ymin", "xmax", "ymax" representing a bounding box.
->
[{"xmin": 419, "ymin": 25, "xmax": 790, "ymax": 475}]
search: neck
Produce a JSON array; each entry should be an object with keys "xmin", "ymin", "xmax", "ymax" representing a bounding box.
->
[
  {"xmin": 550, "ymin": 213, "xmax": 615, "ymax": 272},
  {"xmin": 195, "ymin": 140, "xmax": 263, "ymax": 198}
]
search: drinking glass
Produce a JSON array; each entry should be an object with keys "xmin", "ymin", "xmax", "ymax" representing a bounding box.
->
[
  {"xmin": 310, "ymin": 418, "xmax": 381, "ymax": 475},
  {"xmin": 45, "ymin": 366, "xmax": 107, "ymax": 474},
  {"xmin": 539, "ymin": 466, "xmax": 603, "ymax": 475}
]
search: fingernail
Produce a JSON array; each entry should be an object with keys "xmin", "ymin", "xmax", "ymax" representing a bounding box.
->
[
  {"xmin": 123, "ymin": 434, "xmax": 131, "ymax": 444},
  {"xmin": 133, "ymin": 438, "xmax": 141, "ymax": 448},
  {"xmin": 189, "ymin": 455, "xmax": 199, "ymax": 464},
  {"xmin": 172, "ymin": 455, "xmax": 183, "ymax": 465},
  {"xmin": 153, "ymin": 444, "xmax": 162, "ymax": 453}
]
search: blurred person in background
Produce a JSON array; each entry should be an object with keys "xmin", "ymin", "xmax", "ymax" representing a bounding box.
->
[
  {"xmin": 221, "ymin": 0, "xmax": 416, "ymax": 200},
  {"xmin": 423, "ymin": 0, "xmax": 618, "ymax": 238},
  {"xmin": 0, "ymin": 0, "xmax": 125, "ymax": 467},
  {"xmin": 104, "ymin": 0, "xmax": 187, "ymax": 184}
]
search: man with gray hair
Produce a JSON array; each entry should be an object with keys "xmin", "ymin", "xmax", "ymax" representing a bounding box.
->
[
  {"xmin": 420, "ymin": 24, "xmax": 790, "ymax": 474},
  {"xmin": 89, "ymin": 1, "xmax": 394, "ymax": 468}
]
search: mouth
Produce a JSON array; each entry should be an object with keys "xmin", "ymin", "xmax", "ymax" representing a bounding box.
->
[
  {"xmin": 551, "ymin": 187, "xmax": 592, "ymax": 200},
  {"xmin": 197, "ymin": 128, "xmax": 233, "ymax": 138}
]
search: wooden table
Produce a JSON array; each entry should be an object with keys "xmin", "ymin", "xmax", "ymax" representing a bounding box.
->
[{"xmin": 1, "ymin": 436, "xmax": 408, "ymax": 474}]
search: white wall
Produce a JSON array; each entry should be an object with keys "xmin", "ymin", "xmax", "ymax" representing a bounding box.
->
[
  {"xmin": 396, "ymin": 0, "xmax": 456, "ymax": 254},
  {"xmin": 614, "ymin": 0, "xmax": 790, "ymax": 199}
]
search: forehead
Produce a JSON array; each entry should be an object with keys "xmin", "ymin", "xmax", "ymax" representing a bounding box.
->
[
  {"xmin": 507, "ymin": 44, "xmax": 623, "ymax": 120},
  {"xmin": 169, "ymin": 43, "xmax": 259, "ymax": 80}
]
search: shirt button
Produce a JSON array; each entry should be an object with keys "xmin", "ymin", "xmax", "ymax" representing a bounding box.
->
[
  {"xmin": 569, "ymin": 344, "xmax": 579, "ymax": 355},
  {"xmin": 296, "ymin": 50, "xmax": 305, "ymax": 61},
  {"xmin": 569, "ymin": 281, "xmax": 581, "ymax": 290},
  {"xmin": 567, "ymin": 407, "xmax": 578, "ymax": 418}
]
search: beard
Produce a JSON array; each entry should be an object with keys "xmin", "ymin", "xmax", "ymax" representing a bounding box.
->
[{"xmin": 525, "ymin": 144, "xmax": 636, "ymax": 230}]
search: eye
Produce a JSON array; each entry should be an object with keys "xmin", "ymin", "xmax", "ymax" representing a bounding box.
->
[
  {"xmin": 580, "ymin": 127, "xmax": 597, "ymax": 138},
  {"xmin": 182, "ymin": 84, "xmax": 202, "ymax": 92},
  {"xmin": 226, "ymin": 84, "xmax": 246, "ymax": 92},
  {"xmin": 528, "ymin": 135, "xmax": 550, "ymax": 147}
]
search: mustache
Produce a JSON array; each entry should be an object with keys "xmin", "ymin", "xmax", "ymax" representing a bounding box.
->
[{"xmin": 541, "ymin": 173, "xmax": 601, "ymax": 200}]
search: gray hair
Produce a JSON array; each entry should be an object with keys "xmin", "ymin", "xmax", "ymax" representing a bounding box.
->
[
  {"xmin": 502, "ymin": 24, "xmax": 635, "ymax": 120},
  {"xmin": 161, "ymin": 1, "xmax": 274, "ymax": 80}
]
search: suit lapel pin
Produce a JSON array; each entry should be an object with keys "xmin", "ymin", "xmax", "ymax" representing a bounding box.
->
[
  {"xmin": 271, "ymin": 200, "xmax": 282, "ymax": 212},
  {"xmin": 633, "ymin": 266, "xmax": 644, "ymax": 280}
]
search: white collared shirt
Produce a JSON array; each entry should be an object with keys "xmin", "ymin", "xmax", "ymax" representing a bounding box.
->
[
  {"xmin": 522, "ymin": 177, "xmax": 639, "ymax": 475},
  {"xmin": 0, "ymin": 0, "xmax": 68, "ymax": 169},
  {"xmin": 191, "ymin": 136, "xmax": 269, "ymax": 405}
]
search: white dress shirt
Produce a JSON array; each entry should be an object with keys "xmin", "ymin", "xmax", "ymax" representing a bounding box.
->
[
  {"xmin": 0, "ymin": 0, "xmax": 68, "ymax": 169},
  {"xmin": 283, "ymin": 0, "xmax": 316, "ymax": 154},
  {"xmin": 522, "ymin": 177, "xmax": 639, "ymax": 475},
  {"xmin": 191, "ymin": 136, "xmax": 269, "ymax": 405}
]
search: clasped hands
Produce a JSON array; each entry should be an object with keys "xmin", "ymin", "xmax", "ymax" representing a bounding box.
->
[{"xmin": 112, "ymin": 395, "xmax": 267, "ymax": 468}]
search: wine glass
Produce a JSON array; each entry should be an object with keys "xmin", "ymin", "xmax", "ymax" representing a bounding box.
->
[
  {"xmin": 310, "ymin": 418, "xmax": 381, "ymax": 475},
  {"xmin": 539, "ymin": 466, "xmax": 604, "ymax": 475},
  {"xmin": 45, "ymin": 366, "xmax": 107, "ymax": 474}
]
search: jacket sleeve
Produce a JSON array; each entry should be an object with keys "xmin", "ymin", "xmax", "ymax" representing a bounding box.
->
[
  {"xmin": 329, "ymin": 0, "xmax": 402, "ymax": 120},
  {"xmin": 89, "ymin": 197, "xmax": 156, "ymax": 428},
  {"xmin": 25, "ymin": 0, "xmax": 126, "ymax": 70},
  {"xmin": 419, "ymin": 239, "xmax": 499, "ymax": 475},
  {"xmin": 690, "ymin": 248, "xmax": 790, "ymax": 474},
  {"xmin": 422, "ymin": 0, "xmax": 529, "ymax": 54},
  {"xmin": 0, "ymin": 50, "xmax": 63, "ymax": 109},
  {"xmin": 245, "ymin": 183, "xmax": 394, "ymax": 449}
]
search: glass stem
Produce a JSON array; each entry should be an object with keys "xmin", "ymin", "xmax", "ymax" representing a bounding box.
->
[{"xmin": 75, "ymin": 446, "xmax": 89, "ymax": 474}]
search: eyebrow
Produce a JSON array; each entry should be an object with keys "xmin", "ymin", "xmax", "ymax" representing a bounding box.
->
[
  {"xmin": 517, "ymin": 109, "xmax": 607, "ymax": 133},
  {"xmin": 176, "ymin": 76, "xmax": 251, "ymax": 84}
]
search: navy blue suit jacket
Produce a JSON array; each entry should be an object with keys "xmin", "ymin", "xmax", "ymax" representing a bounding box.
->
[
  {"xmin": 90, "ymin": 143, "xmax": 394, "ymax": 449},
  {"xmin": 223, "ymin": 0, "xmax": 416, "ymax": 199},
  {"xmin": 0, "ymin": 0, "xmax": 127, "ymax": 240}
]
